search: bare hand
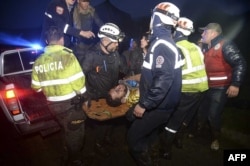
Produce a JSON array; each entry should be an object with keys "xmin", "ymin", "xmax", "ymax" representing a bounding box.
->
[
  {"xmin": 226, "ymin": 85, "xmax": 239, "ymax": 98},
  {"xmin": 133, "ymin": 104, "xmax": 146, "ymax": 118},
  {"xmin": 80, "ymin": 31, "xmax": 95, "ymax": 39}
]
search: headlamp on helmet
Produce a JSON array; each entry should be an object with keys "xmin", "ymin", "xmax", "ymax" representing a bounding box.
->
[{"xmin": 98, "ymin": 23, "xmax": 125, "ymax": 42}]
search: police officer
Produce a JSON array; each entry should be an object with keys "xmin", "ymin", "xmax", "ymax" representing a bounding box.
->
[
  {"xmin": 126, "ymin": 2, "xmax": 183, "ymax": 165},
  {"xmin": 160, "ymin": 17, "xmax": 208, "ymax": 159},
  {"xmin": 41, "ymin": 0, "xmax": 95, "ymax": 48},
  {"xmin": 31, "ymin": 26, "xmax": 87, "ymax": 166}
]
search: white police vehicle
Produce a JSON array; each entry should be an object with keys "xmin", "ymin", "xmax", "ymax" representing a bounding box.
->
[{"xmin": 0, "ymin": 47, "xmax": 60, "ymax": 136}]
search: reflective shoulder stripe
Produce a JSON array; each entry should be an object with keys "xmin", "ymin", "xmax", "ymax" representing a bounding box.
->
[
  {"xmin": 177, "ymin": 43, "xmax": 205, "ymax": 75},
  {"xmin": 143, "ymin": 39, "xmax": 181, "ymax": 70}
]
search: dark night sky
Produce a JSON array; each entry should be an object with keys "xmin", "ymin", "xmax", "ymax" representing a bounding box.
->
[{"xmin": 0, "ymin": 0, "xmax": 249, "ymax": 58}]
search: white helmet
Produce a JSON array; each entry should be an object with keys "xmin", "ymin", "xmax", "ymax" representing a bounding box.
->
[
  {"xmin": 98, "ymin": 23, "xmax": 125, "ymax": 42},
  {"xmin": 176, "ymin": 17, "xmax": 194, "ymax": 36},
  {"xmin": 150, "ymin": 2, "xmax": 180, "ymax": 28}
]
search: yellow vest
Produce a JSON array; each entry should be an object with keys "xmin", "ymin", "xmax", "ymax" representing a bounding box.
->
[
  {"xmin": 31, "ymin": 45, "xmax": 86, "ymax": 101},
  {"xmin": 177, "ymin": 40, "xmax": 208, "ymax": 92}
]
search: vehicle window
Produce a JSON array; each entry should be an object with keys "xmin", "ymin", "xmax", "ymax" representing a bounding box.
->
[
  {"xmin": 4, "ymin": 52, "xmax": 22, "ymax": 74},
  {"xmin": 3, "ymin": 49, "xmax": 43, "ymax": 74},
  {"xmin": 20, "ymin": 50, "xmax": 43, "ymax": 70}
]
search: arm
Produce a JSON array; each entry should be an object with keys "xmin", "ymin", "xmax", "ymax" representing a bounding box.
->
[
  {"xmin": 45, "ymin": 1, "xmax": 94, "ymax": 38},
  {"xmin": 223, "ymin": 41, "xmax": 247, "ymax": 97},
  {"xmin": 68, "ymin": 54, "xmax": 86, "ymax": 94}
]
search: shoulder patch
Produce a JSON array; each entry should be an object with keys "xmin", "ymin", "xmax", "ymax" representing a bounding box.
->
[
  {"xmin": 56, "ymin": 6, "xmax": 64, "ymax": 15},
  {"xmin": 156, "ymin": 55, "xmax": 164, "ymax": 68},
  {"xmin": 63, "ymin": 48, "xmax": 72, "ymax": 53}
]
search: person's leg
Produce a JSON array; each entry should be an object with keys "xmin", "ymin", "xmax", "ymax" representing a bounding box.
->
[
  {"xmin": 161, "ymin": 92, "xmax": 203, "ymax": 155},
  {"xmin": 174, "ymin": 92, "xmax": 206, "ymax": 147},
  {"xmin": 65, "ymin": 108, "xmax": 86, "ymax": 165},
  {"xmin": 207, "ymin": 88, "xmax": 228, "ymax": 150},
  {"xmin": 49, "ymin": 101, "xmax": 86, "ymax": 166},
  {"xmin": 127, "ymin": 110, "xmax": 171, "ymax": 165},
  {"xmin": 93, "ymin": 121, "xmax": 111, "ymax": 157},
  {"xmin": 197, "ymin": 90, "xmax": 210, "ymax": 135}
]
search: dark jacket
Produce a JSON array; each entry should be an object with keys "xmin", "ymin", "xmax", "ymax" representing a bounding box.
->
[
  {"xmin": 138, "ymin": 25, "xmax": 182, "ymax": 112},
  {"xmin": 73, "ymin": 5, "xmax": 103, "ymax": 45},
  {"xmin": 79, "ymin": 44, "xmax": 128, "ymax": 99},
  {"xmin": 41, "ymin": 0, "xmax": 81, "ymax": 47},
  {"xmin": 203, "ymin": 34, "xmax": 247, "ymax": 87}
]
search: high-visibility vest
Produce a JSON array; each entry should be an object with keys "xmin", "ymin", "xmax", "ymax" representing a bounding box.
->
[
  {"xmin": 31, "ymin": 45, "xmax": 86, "ymax": 101},
  {"xmin": 177, "ymin": 40, "xmax": 208, "ymax": 92}
]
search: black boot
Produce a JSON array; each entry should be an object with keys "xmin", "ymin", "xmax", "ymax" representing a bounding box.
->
[{"xmin": 159, "ymin": 130, "xmax": 175, "ymax": 160}]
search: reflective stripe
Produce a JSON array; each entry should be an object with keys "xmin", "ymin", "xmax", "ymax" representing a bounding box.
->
[
  {"xmin": 64, "ymin": 24, "xmax": 69, "ymax": 33},
  {"xmin": 142, "ymin": 39, "xmax": 181, "ymax": 70},
  {"xmin": 177, "ymin": 44, "xmax": 205, "ymax": 75},
  {"xmin": 47, "ymin": 86, "xmax": 86, "ymax": 102},
  {"xmin": 45, "ymin": 12, "xmax": 52, "ymax": 18},
  {"xmin": 38, "ymin": 71, "xmax": 84, "ymax": 87},
  {"xmin": 210, "ymin": 76, "xmax": 227, "ymax": 80},
  {"xmin": 47, "ymin": 91, "xmax": 76, "ymax": 101},
  {"xmin": 182, "ymin": 76, "xmax": 207, "ymax": 84},
  {"xmin": 142, "ymin": 52, "xmax": 154, "ymax": 69},
  {"xmin": 165, "ymin": 127, "xmax": 177, "ymax": 133},
  {"xmin": 182, "ymin": 65, "xmax": 205, "ymax": 75}
]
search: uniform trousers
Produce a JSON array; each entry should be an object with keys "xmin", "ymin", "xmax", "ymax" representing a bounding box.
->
[{"xmin": 48, "ymin": 99, "xmax": 86, "ymax": 163}]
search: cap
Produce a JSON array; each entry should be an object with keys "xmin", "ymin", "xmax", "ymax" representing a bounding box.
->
[{"xmin": 199, "ymin": 23, "xmax": 222, "ymax": 34}]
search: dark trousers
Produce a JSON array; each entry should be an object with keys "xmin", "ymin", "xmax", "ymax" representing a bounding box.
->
[
  {"xmin": 127, "ymin": 109, "xmax": 172, "ymax": 165},
  {"xmin": 161, "ymin": 92, "xmax": 205, "ymax": 152},
  {"xmin": 48, "ymin": 99, "xmax": 86, "ymax": 163},
  {"xmin": 166, "ymin": 92, "xmax": 205, "ymax": 131},
  {"xmin": 197, "ymin": 87, "xmax": 228, "ymax": 140}
]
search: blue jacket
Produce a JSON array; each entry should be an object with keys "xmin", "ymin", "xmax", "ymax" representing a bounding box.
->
[
  {"xmin": 41, "ymin": 0, "xmax": 81, "ymax": 47},
  {"xmin": 138, "ymin": 26, "xmax": 182, "ymax": 112}
]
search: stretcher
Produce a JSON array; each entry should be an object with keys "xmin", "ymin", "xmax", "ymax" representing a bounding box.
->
[{"xmin": 82, "ymin": 99, "xmax": 130, "ymax": 121}]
